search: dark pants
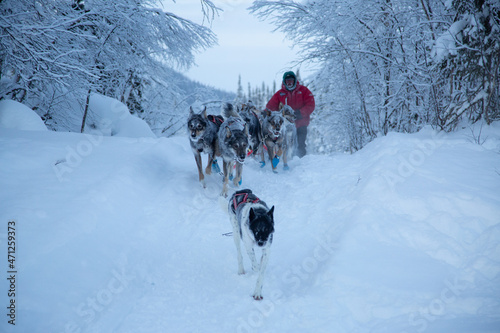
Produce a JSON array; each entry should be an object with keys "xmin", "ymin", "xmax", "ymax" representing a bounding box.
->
[{"xmin": 296, "ymin": 126, "xmax": 307, "ymax": 158}]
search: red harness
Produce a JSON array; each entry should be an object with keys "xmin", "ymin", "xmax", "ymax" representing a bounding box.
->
[
  {"xmin": 207, "ymin": 115, "xmax": 224, "ymax": 127},
  {"xmin": 233, "ymin": 192, "xmax": 260, "ymax": 211}
]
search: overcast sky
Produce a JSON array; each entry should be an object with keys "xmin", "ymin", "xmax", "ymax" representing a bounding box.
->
[{"xmin": 167, "ymin": 0, "xmax": 312, "ymax": 93}]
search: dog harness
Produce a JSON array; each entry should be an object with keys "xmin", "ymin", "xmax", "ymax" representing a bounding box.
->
[
  {"xmin": 232, "ymin": 190, "xmax": 260, "ymax": 212},
  {"xmin": 264, "ymin": 132, "xmax": 280, "ymax": 143},
  {"xmin": 251, "ymin": 110, "xmax": 259, "ymax": 120},
  {"xmin": 225, "ymin": 118, "xmax": 245, "ymax": 129},
  {"xmin": 207, "ymin": 114, "xmax": 224, "ymax": 128}
]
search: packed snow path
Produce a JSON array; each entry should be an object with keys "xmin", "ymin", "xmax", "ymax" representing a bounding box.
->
[{"xmin": 1, "ymin": 123, "xmax": 499, "ymax": 333}]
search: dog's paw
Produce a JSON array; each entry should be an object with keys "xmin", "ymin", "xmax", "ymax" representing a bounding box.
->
[
  {"xmin": 233, "ymin": 177, "xmax": 242, "ymax": 187},
  {"xmin": 211, "ymin": 160, "xmax": 221, "ymax": 173},
  {"xmin": 283, "ymin": 164, "xmax": 290, "ymax": 171},
  {"xmin": 272, "ymin": 155, "xmax": 280, "ymax": 168},
  {"xmin": 259, "ymin": 161, "xmax": 266, "ymax": 168},
  {"xmin": 253, "ymin": 295, "xmax": 263, "ymax": 301}
]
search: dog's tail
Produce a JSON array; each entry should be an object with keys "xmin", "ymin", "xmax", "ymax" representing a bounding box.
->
[{"xmin": 222, "ymin": 102, "xmax": 240, "ymax": 119}]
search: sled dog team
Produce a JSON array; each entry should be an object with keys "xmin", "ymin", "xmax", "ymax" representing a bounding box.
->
[
  {"xmin": 186, "ymin": 71, "xmax": 314, "ymax": 300},
  {"xmin": 187, "ymin": 101, "xmax": 296, "ymax": 196},
  {"xmin": 187, "ymin": 101, "xmax": 295, "ymax": 300}
]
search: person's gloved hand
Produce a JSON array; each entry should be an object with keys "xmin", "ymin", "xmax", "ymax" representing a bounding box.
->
[{"xmin": 294, "ymin": 109, "xmax": 302, "ymax": 119}]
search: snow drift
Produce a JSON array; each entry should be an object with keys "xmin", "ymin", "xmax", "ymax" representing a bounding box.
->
[
  {"xmin": 84, "ymin": 93, "xmax": 156, "ymax": 138},
  {"xmin": 0, "ymin": 99, "xmax": 47, "ymax": 131}
]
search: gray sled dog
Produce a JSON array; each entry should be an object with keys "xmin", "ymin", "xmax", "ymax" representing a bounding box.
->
[
  {"xmin": 261, "ymin": 109, "xmax": 288, "ymax": 172},
  {"xmin": 187, "ymin": 106, "xmax": 223, "ymax": 188},
  {"xmin": 218, "ymin": 103, "xmax": 248, "ymax": 197},
  {"xmin": 238, "ymin": 101, "xmax": 262, "ymax": 156},
  {"xmin": 228, "ymin": 189, "xmax": 274, "ymax": 300},
  {"xmin": 279, "ymin": 103, "xmax": 297, "ymax": 160}
]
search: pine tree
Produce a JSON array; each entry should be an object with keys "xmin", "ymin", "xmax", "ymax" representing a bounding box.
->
[{"xmin": 236, "ymin": 74, "xmax": 244, "ymax": 103}]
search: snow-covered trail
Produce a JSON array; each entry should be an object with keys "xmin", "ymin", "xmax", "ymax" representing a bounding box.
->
[{"xmin": 1, "ymin": 123, "xmax": 499, "ymax": 333}]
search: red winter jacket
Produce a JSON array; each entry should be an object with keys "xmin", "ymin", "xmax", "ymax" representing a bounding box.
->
[{"xmin": 266, "ymin": 81, "xmax": 315, "ymax": 128}]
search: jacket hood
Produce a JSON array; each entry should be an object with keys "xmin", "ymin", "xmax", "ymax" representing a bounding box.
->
[{"xmin": 282, "ymin": 71, "xmax": 298, "ymax": 91}]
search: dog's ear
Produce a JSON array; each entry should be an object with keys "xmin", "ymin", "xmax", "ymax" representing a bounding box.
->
[
  {"xmin": 249, "ymin": 208, "xmax": 256, "ymax": 221},
  {"xmin": 202, "ymin": 106, "xmax": 207, "ymax": 118},
  {"xmin": 244, "ymin": 123, "xmax": 249, "ymax": 136},
  {"xmin": 189, "ymin": 106, "xmax": 194, "ymax": 116},
  {"xmin": 278, "ymin": 102, "xmax": 283, "ymax": 110},
  {"xmin": 268, "ymin": 206, "xmax": 275, "ymax": 232},
  {"xmin": 226, "ymin": 127, "xmax": 232, "ymax": 138},
  {"xmin": 267, "ymin": 206, "xmax": 274, "ymax": 219}
]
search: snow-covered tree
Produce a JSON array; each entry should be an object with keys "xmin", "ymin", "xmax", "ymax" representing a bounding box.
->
[
  {"xmin": 0, "ymin": 0, "xmax": 220, "ymax": 132},
  {"xmin": 250, "ymin": 0, "xmax": 499, "ymax": 152},
  {"xmin": 250, "ymin": 0, "xmax": 438, "ymax": 151},
  {"xmin": 236, "ymin": 74, "xmax": 245, "ymax": 103},
  {"xmin": 431, "ymin": 0, "xmax": 500, "ymax": 130}
]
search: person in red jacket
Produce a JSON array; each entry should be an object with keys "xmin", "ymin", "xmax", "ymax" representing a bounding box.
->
[{"xmin": 266, "ymin": 71, "xmax": 315, "ymax": 158}]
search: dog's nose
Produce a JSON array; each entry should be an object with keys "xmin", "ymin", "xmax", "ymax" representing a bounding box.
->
[{"xmin": 257, "ymin": 241, "xmax": 264, "ymax": 247}]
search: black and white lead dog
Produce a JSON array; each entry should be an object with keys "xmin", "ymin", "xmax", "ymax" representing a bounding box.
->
[{"xmin": 228, "ymin": 189, "xmax": 274, "ymax": 300}]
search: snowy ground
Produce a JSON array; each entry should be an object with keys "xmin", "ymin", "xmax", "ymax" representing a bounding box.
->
[{"xmin": 1, "ymin": 103, "xmax": 500, "ymax": 332}]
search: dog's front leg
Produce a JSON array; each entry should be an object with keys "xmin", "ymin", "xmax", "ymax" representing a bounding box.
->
[
  {"xmin": 276, "ymin": 141, "xmax": 283, "ymax": 157},
  {"xmin": 194, "ymin": 151, "xmax": 205, "ymax": 187},
  {"xmin": 260, "ymin": 144, "xmax": 266, "ymax": 167},
  {"xmin": 221, "ymin": 159, "xmax": 231, "ymax": 197},
  {"xmin": 230, "ymin": 216, "xmax": 245, "ymax": 275},
  {"xmin": 253, "ymin": 247, "xmax": 270, "ymax": 300},
  {"xmin": 205, "ymin": 153, "xmax": 214, "ymax": 176},
  {"xmin": 282, "ymin": 143, "xmax": 288, "ymax": 167},
  {"xmin": 267, "ymin": 143, "xmax": 277, "ymax": 172},
  {"xmin": 244, "ymin": 238, "xmax": 258, "ymax": 272},
  {"xmin": 233, "ymin": 162, "xmax": 243, "ymax": 187}
]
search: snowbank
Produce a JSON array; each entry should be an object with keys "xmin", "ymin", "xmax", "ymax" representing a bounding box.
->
[
  {"xmin": 0, "ymin": 99, "xmax": 47, "ymax": 131},
  {"xmin": 85, "ymin": 93, "xmax": 156, "ymax": 138},
  {"xmin": 0, "ymin": 95, "xmax": 156, "ymax": 138}
]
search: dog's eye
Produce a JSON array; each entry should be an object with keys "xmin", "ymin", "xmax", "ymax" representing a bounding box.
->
[{"xmin": 197, "ymin": 125, "xmax": 203, "ymax": 130}]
